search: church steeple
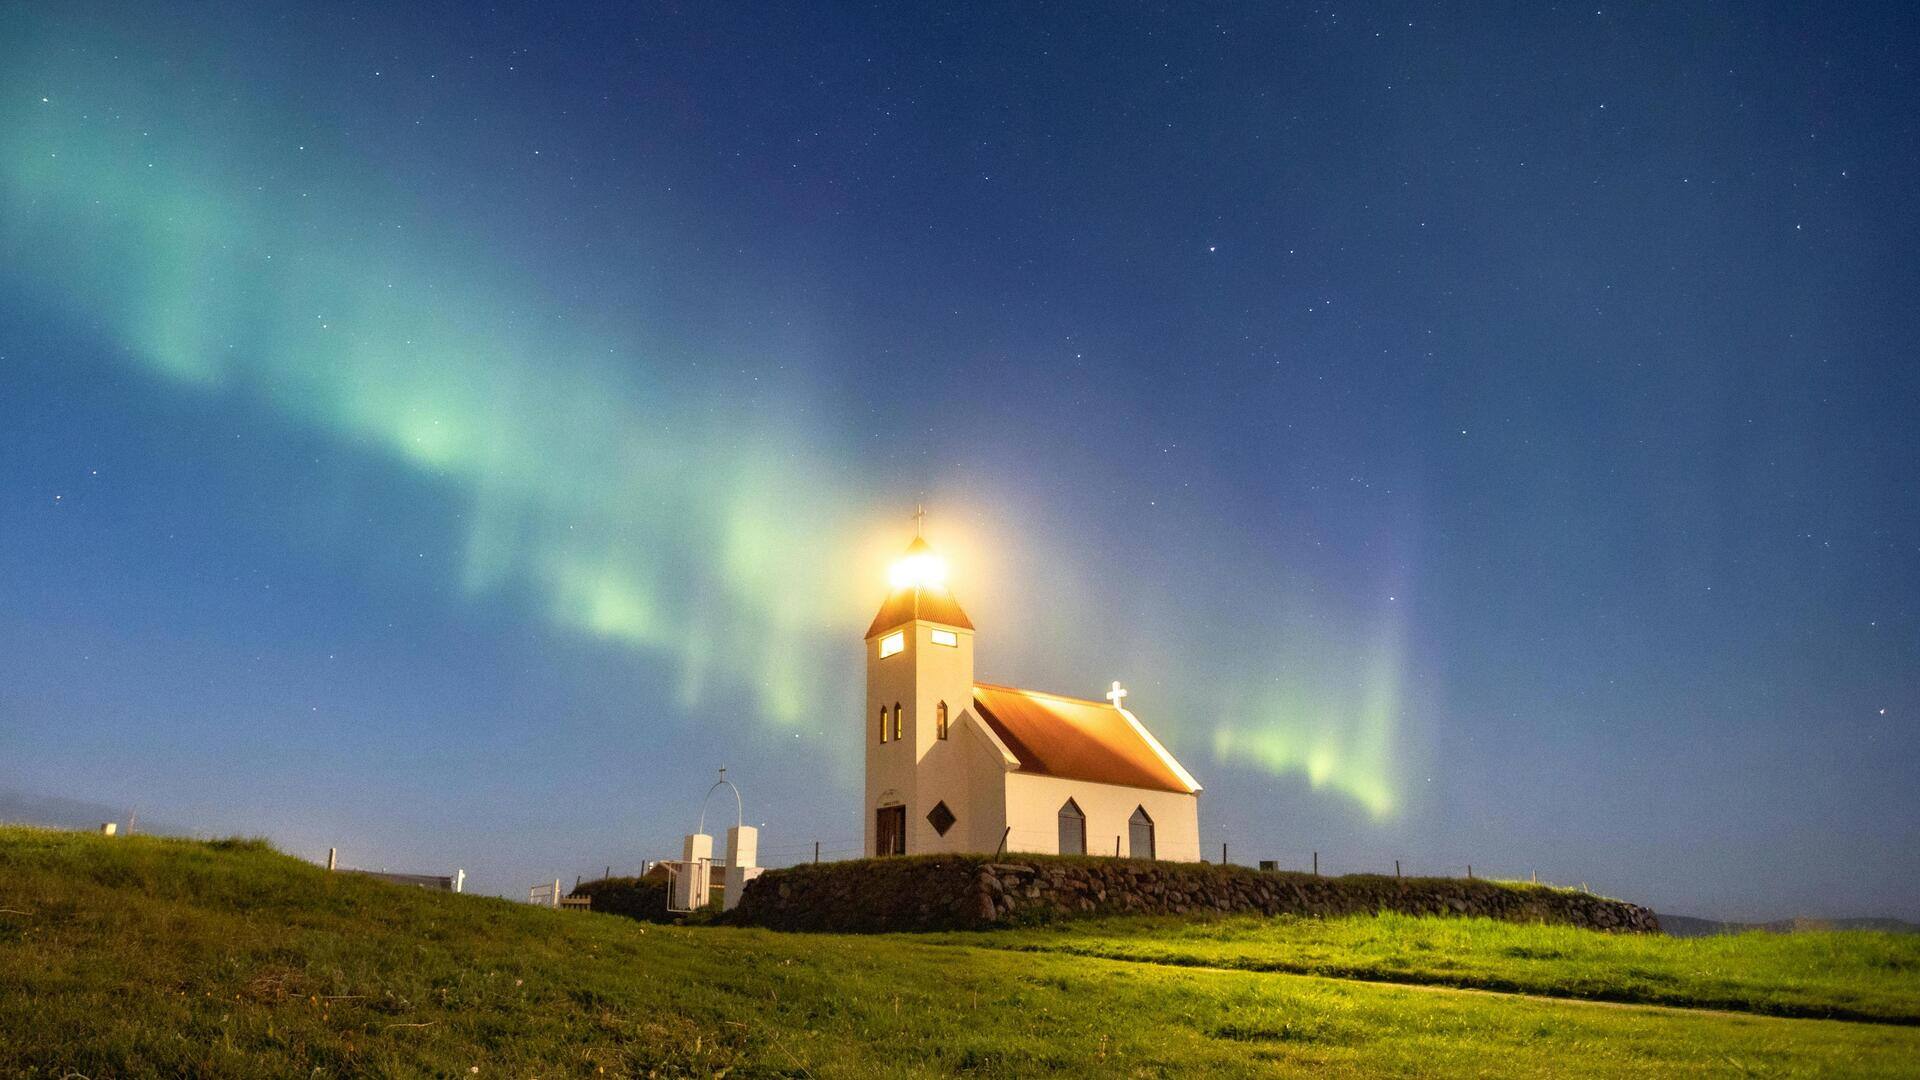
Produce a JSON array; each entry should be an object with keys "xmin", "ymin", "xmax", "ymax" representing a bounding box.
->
[
  {"xmin": 864, "ymin": 517, "xmax": 977, "ymax": 857},
  {"xmin": 865, "ymin": 533, "xmax": 973, "ymax": 639}
]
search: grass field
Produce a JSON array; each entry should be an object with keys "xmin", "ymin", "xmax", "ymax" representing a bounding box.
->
[
  {"xmin": 935, "ymin": 911, "xmax": 1920, "ymax": 1024},
  {"xmin": 3, "ymin": 827, "xmax": 1918, "ymax": 1077}
]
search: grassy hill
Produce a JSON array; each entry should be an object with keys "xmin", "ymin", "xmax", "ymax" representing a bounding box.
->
[{"xmin": 4, "ymin": 827, "xmax": 1919, "ymax": 1077}]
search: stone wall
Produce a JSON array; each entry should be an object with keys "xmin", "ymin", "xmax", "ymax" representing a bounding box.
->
[{"xmin": 731, "ymin": 855, "xmax": 1660, "ymax": 934}]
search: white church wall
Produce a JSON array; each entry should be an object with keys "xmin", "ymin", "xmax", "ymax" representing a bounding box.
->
[
  {"xmin": 912, "ymin": 709, "xmax": 1010, "ymax": 855},
  {"xmin": 1003, "ymin": 772, "xmax": 1201, "ymax": 862}
]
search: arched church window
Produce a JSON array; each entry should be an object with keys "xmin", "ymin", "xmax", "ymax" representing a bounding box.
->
[
  {"xmin": 892, "ymin": 703, "xmax": 902, "ymax": 742},
  {"xmin": 879, "ymin": 705, "xmax": 889, "ymax": 744},
  {"xmin": 1058, "ymin": 798, "xmax": 1086, "ymax": 856},
  {"xmin": 936, "ymin": 701, "xmax": 949, "ymax": 739},
  {"xmin": 1129, "ymin": 806, "xmax": 1156, "ymax": 860}
]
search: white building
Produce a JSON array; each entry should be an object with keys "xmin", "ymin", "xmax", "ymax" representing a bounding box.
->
[{"xmin": 864, "ymin": 532, "xmax": 1201, "ymax": 861}]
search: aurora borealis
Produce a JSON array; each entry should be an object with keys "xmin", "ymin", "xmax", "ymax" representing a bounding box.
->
[{"xmin": 3, "ymin": 4, "xmax": 1916, "ymax": 919}]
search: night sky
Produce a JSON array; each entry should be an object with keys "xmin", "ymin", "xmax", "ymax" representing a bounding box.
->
[{"xmin": 2, "ymin": 3, "xmax": 1915, "ymax": 920}]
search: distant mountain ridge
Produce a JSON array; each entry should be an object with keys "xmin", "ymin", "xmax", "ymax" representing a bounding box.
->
[{"xmin": 1659, "ymin": 913, "xmax": 1920, "ymax": 937}]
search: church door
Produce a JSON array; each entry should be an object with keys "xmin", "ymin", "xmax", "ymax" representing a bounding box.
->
[
  {"xmin": 1057, "ymin": 798, "xmax": 1086, "ymax": 856},
  {"xmin": 876, "ymin": 805, "xmax": 907, "ymax": 856}
]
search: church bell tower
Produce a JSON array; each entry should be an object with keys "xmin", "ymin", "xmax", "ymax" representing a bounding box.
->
[{"xmin": 863, "ymin": 524, "xmax": 974, "ymax": 856}]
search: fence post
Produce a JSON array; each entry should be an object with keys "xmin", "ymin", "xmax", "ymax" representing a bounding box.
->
[
  {"xmin": 1313, "ymin": 851, "xmax": 1319, "ymax": 877},
  {"xmin": 1222, "ymin": 841, "xmax": 1228, "ymax": 865},
  {"xmin": 1467, "ymin": 865, "xmax": 1473, "ymax": 880},
  {"xmin": 1395, "ymin": 859, "xmax": 1401, "ymax": 880},
  {"xmin": 814, "ymin": 841, "xmax": 820, "ymax": 864},
  {"xmin": 327, "ymin": 847, "xmax": 337, "ymax": 872},
  {"xmin": 553, "ymin": 879, "xmax": 561, "ymax": 907},
  {"xmin": 1115, "ymin": 836, "xmax": 1121, "ymax": 857}
]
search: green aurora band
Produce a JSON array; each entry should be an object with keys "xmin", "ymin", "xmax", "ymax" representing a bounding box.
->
[{"xmin": 1, "ymin": 26, "xmax": 1405, "ymax": 819}]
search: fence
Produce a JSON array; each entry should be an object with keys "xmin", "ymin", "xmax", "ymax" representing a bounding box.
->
[
  {"xmin": 528, "ymin": 879, "xmax": 593, "ymax": 909},
  {"xmin": 754, "ymin": 834, "xmax": 1556, "ymax": 888},
  {"xmin": 556, "ymin": 838, "xmax": 1585, "ymax": 910}
]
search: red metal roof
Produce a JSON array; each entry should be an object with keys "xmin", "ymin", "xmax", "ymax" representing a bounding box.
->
[
  {"xmin": 971, "ymin": 683, "xmax": 1194, "ymax": 794},
  {"xmin": 864, "ymin": 586, "xmax": 974, "ymax": 639}
]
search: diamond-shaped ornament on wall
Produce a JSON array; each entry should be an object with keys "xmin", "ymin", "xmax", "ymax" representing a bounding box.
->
[{"xmin": 926, "ymin": 801, "xmax": 956, "ymax": 836}]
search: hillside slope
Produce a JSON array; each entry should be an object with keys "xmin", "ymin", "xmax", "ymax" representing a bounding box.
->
[{"xmin": 3, "ymin": 827, "xmax": 1918, "ymax": 1078}]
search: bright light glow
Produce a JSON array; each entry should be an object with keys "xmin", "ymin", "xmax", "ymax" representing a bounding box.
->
[
  {"xmin": 930, "ymin": 628, "xmax": 958, "ymax": 647},
  {"xmin": 878, "ymin": 631, "xmax": 905, "ymax": 658},
  {"xmin": 888, "ymin": 551, "xmax": 948, "ymax": 591}
]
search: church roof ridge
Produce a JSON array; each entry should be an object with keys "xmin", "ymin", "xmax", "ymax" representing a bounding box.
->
[{"xmin": 971, "ymin": 682, "xmax": 1115, "ymax": 710}]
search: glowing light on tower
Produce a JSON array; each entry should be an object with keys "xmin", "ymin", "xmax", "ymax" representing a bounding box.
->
[{"xmin": 888, "ymin": 547, "xmax": 949, "ymax": 592}]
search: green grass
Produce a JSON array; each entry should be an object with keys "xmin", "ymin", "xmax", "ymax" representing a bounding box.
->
[
  {"xmin": 2, "ymin": 827, "xmax": 1917, "ymax": 1077},
  {"xmin": 930, "ymin": 911, "xmax": 1920, "ymax": 1025}
]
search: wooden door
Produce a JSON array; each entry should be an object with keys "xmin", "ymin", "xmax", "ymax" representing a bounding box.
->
[{"xmin": 876, "ymin": 805, "xmax": 906, "ymax": 856}]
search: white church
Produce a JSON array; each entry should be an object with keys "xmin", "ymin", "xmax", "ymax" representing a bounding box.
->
[{"xmin": 864, "ymin": 531, "xmax": 1202, "ymax": 861}]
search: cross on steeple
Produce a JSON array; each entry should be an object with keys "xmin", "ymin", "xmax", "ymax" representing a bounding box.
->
[{"xmin": 1106, "ymin": 681, "xmax": 1128, "ymax": 709}]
